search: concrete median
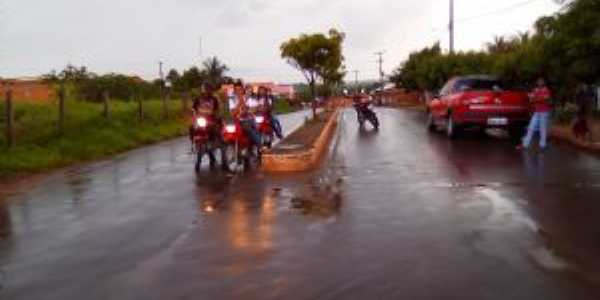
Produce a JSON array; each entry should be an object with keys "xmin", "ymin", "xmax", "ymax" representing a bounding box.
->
[{"xmin": 262, "ymin": 109, "xmax": 340, "ymax": 172}]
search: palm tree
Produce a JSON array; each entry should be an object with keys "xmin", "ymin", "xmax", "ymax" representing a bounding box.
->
[{"xmin": 202, "ymin": 56, "xmax": 229, "ymax": 88}]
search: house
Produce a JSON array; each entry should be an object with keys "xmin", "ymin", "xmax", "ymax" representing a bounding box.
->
[
  {"xmin": 0, "ymin": 77, "xmax": 55, "ymax": 102},
  {"xmin": 220, "ymin": 82, "xmax": 296, "ymax": 99},
  {"xmin": 271, "ymin": 84, "xmax": 296, "ymax": 100}
]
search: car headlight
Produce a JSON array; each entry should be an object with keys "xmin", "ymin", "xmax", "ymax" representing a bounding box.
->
[
  {"xmin": 196, "ymin": 117, "xmax": 208, "ymax": 128},
  {"xmin": 225, "ymin": 124, "xmax": 236, "ymax": 134},
  {"xmin": 255, "ymin": 116, "xmax": 265, "ymax": 124}
]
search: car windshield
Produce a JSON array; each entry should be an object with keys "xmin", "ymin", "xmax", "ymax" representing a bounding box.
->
[{"xmin": 455, "ymin": 79, "xmax": 504, "ymax": 92}]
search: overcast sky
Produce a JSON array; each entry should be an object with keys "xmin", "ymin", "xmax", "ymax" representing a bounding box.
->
[{"xmin": 0, "ymin": 0, "xmax": 562, "ymax": 83}]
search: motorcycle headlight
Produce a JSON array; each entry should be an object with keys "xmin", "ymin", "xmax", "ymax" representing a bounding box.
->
[
  {"xmin": 196, "ymin": 117, "xmax": 208, "ymax": 128},
  {"xmin": 225, "ymin": 124, "xmax": 236, "ymax": 134},
  {"xmin": 255, "ymin": 116, "xmax": 265, "ymax": 124}
]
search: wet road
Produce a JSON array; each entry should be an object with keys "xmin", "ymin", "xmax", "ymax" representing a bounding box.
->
[{"xmin": 1, "ymin": 108, "xmax": 600, "ymax": 299}]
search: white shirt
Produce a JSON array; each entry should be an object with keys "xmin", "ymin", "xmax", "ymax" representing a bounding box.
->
[
  {"xmin": 228, "ymin": 95, "xmax": 241, "ymax": 112},
  {"xmin": 246, "ymin": 97, "xmax": 259, "ymax": 109}
]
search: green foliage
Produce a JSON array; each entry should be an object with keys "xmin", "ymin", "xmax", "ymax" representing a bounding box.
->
[
  {"xmin": 280, "ymin": 29, "xmax": 346, "ymax": 99},
  {"xmin": 202, "ymin": 56, "xmax": 230, "ymax": 88},
  {"xmin": 553, "ymin": 102, "xmax": 579, "ymax": 125},
  {"xmin": 44, "ymin": 65, "xmax": 159, "ymax": 102},
  {"xmin": 45, "ymin": 56, "xmax": 231, "ymax": 102},
  {"xmin": 391, "ymin": 0, "xmax": 600, "ymax": 101},
  {"xmin": 0, "ymin": 99, "xmax": 187, "ymax": 176},
  {"xmin": 272, "ymin": 98, "xmax": 296, "ymax": 114}
]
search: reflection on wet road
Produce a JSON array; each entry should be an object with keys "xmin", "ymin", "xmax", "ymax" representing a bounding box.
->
[{"xmin": 1, "ymin": 108, "xmax": 600, "ymax": 299}]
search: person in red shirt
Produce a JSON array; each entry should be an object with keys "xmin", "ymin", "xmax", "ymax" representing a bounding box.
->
[{"xmin": 518, "ymin": 77, "xmax": 553, "ymax": 151}]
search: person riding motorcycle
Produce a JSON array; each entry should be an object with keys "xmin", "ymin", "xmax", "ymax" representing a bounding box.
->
[
  {"xmin": 353, "ymin": 93, "xmax": 371, "ymax": 114},
  {"xmin": 228, "ymin": 81, "xmax": 263, "ymax": 150},
  {"xmin": 256, "ymin": 86, "xmax": 284, "ymax": 139},
  {"xmin": 190, "ymin": 83, "xmax": 229, "ymax": 171},
  {"xmin": 353, "ymin": 93, "xmax": 379, "ymax": 129}
]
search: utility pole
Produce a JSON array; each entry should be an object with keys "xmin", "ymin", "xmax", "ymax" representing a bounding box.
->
[
  {"xmin": 375, "ymin": 51, "xmax": 385, "ymax": 91},
  {"xmin": 198, "ymin": 36, "xmax": 203, "ymax": 66},
  {"xmin": 352, "ymin": 70, "xmax": 360, "ymax": 94},
  {"xmin": 159, "ymin": 61, "xmax": 167, "ymax": 118},
  {"xmin": 449, "ymin": 0, "xmax": 455, "ymax": 54}
]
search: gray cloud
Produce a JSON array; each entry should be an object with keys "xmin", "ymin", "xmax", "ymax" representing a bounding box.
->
[{"xmin": 1, "ymin": 0, "xmax": 560, "ymax": 82}]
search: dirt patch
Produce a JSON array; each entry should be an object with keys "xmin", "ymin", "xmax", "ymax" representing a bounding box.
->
[
  {"xmin": 270, "ymin": 112, "xmax": 333, "ymax": 154},
  {"xmin": 551, "ymin": 125, "xmax": 600, "ymax": 155}
]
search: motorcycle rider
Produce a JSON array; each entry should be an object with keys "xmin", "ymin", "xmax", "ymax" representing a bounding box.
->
[
  {"xmin": 191, "ymin": 82, "xmax": 229, "ymax": 171},
  {"xmin": 228, "ymin": 81, "xmax": 263, "ymax": 150},
  {"xmin": 257, "ymin": 86, "xmax": 284, "ymax": 139},
  {"xmin": 353, "ymin": 92, "xmax": 379, "ymax": 129}
]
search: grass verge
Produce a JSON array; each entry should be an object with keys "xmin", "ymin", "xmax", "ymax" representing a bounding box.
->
[{"xmin": 0, "ymin": 99, "xmax": 188, "ymax": 178}]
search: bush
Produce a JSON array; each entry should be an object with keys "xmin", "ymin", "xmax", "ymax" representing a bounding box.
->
[{"xmin": 553, "ymin": 102, "xmax": 579, "ymax": 125}]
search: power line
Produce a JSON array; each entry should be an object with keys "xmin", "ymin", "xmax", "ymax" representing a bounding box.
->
[{"xmin": 455, "ymin": 0, "xmax": 542, "ymax": 23}]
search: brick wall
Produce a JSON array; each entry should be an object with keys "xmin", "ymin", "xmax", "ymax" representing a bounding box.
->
[{"xmin": 0, "ymin": 80, "xmax": 55, "ymax": 102}]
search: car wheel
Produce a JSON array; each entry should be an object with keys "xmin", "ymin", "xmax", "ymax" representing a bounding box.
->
[
  {"xmin": 446, "ymin": 115, "xmax": 461, "ymax": 139},
  {"xmin": 426, "ymin": 111, "xmax": 437, "ymax": 132}
]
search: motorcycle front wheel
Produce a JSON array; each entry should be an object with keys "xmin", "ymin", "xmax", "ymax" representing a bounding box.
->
[{"xmin": 224, "ymin": 143, "xmax": 240, "ymax": 172}]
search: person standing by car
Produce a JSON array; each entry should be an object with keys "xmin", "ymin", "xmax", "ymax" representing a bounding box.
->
[{"xmin": 518, "ymin": 77, "xmax": 553, "ymax": 151}]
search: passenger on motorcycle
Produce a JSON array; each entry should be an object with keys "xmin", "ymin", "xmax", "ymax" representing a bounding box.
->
[
  {"xmin": 190, "ymin": 83, "xmax": 229, "ymax": 171},
  {"xmin": 257, "ymin": 86, "xmax": 284, "ymax": 139},
  {"xmin": 228, "ymin": 81, "xmax": 263, "ymax": 150}
]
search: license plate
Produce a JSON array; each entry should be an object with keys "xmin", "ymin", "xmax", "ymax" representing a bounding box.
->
[{"xmin": 487, "ymin": 117, "xmax": 508, "ymax": 126}]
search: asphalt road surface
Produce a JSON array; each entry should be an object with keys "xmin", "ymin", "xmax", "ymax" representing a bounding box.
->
[{"xmin": 1, "ymin": 108, "xmax": 600, "ymax": 300}]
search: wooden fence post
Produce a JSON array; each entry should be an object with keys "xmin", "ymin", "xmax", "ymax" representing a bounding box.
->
[
  {"xmin": 138, "ymin": 95, "xmax": 144, "ymax": 121},
  {"xmin": 5, "ymin": 90, "xmax": 15, "ymax": 148},
  {"xmin": 182, "ymin": 92, "xmax": 189, "ymax": 115},
  {"xmin": 58, "ymin": 85, "xmax": 66, "ymax": 135},
  {"xmin": 162, "ymin": 90, "xmax": 169, "ymax": 119},
  {"xmin": 103, "ymin": 90, "xmax": 110, "ymax": 119}
]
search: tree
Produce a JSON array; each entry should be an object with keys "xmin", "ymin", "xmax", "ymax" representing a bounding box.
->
[
  {"xmin": 281, "ymin": 29, "xmax": 346, "ymax": 117},
  {"xmin": 202, "ymin": 56, "xmax": 229, "ymax": 88},
  {"xmin": 180, "ymin": 67, "xmax": 204, "ymax": 92},
  {"xmin": 166, "ymin": 69, "xmax": 181, "ymax": 88}
]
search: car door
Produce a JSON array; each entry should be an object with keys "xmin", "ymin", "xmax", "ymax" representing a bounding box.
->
[{"xmin": 432, "ymin": 79, "xmax": 454, "ymax": 119}]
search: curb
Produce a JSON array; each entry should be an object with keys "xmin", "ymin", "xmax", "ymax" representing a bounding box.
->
[{"xmin": 262, "ymin": 109, "xmax": 340, "ymax": 172}]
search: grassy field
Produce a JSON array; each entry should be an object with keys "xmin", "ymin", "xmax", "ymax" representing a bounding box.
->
[{"xmin": 0, "ymin": 99, "xmax": 189, "ymax": 178}]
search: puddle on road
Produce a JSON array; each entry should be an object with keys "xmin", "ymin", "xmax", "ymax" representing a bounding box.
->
[
  {"xmin": 272, "ymin": 171, "xmax": 345, "ymax": 218},
  {"xmin": 529, "ymin": 246, "xmax": 570, "ymax": 271},
  {"xmin": 474, "ymin": 187, "xmax": 575, "ymax": 273},
  {"xmin": 477, "ymin": 187, "xmax": 539, "ymax": 232}
]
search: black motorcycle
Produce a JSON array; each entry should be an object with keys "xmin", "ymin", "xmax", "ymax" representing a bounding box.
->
[{"xmin": 355, "ymin": 103, "xmax": 379, "ymax": 130}]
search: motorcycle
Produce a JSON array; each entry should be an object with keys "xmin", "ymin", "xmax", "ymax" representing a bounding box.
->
[
  {"xmin": 222, "ymin": 118, "xmax": 258, "ymax": 172},
  {"xmin": 191, "ymin": 113, "xmax": 221, "ymax": 172},
  {"xmin": 255, "ymin": 113, "xmax": 274, "ymax": 149},
  {"xmin": 355, "ymin": 102, "xmax": 380, "ymax": 130}
]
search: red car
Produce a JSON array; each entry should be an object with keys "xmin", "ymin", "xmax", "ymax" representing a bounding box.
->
[{"xmin": 426, "ymin": 75, "xmax": 531, "ymax": 139}]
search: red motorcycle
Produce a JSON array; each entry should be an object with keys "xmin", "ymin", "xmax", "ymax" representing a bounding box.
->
[
  {"xmin": 191, "ymin": 113, "xmax": 221, "ymax": 172},
  {"xmin": 222, "ymin": 118, "xmax": 258, "ymax": 171},
  {"xmin": 255, "ymin": 113, "xmax": 274, "ymax": 149}
]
